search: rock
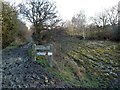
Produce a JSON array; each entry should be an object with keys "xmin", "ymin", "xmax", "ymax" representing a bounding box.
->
[
  {"xmin": 44, "ymin": 76, "xmax": 49, "ymax": 84},
  {"xmin": 50, "ymin": 80, "xmax": 55, "ymax": 85}
]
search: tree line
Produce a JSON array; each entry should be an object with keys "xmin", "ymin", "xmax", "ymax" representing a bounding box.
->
[
  {"xmin": 64, "ymin": 5, "xmax": 120, "ymax": 41},
  {"xmin": 2, "ymin": 0, "xmax": 120, "ymax": 49}
]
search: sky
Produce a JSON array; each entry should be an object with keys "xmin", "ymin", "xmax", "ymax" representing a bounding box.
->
[
  {"xmin": 5, "ymin": 0, "xmax": 120, "ymax": 27},
  {"xmin": 54, "ymin": 0, "xmax": 119, "ymax": 20}
]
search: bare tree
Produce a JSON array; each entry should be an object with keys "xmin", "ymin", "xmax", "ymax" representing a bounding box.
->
[
  {"xmin": 18, "ymin": 0, "xmax": 60, "ymax": 44},
  {"xmin": 90, "ymin": 5, "xmax": 119, "ymax": 40},
  {"xmin": 119, "ymin": 1, "xmax": 120, "ymax": 24},
  {"xmin": 107, "ymin": 6, "xmax": 118, "ymax": 26},
  {"xmin": 91, "ymin": 11, "xmax": 109, "ymax": 29},
  {"xmin": 91, "ymin": 6, "xmax": 118, "ymax": 28},
  {"xmin": 72, "ymin": 10, "xmax": 86, "ymax": 39}
]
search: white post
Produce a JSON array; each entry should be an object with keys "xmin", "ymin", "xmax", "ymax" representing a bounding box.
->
[
  {"xmin": 82, "ymin": 29, "xmax": 86, "ymax": 40},
  {"xmin": 49, "ymin": 44, "xmax": 53, "ymax": 67}
]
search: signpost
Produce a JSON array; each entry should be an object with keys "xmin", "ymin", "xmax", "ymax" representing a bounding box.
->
[{"xmin": 33, "ymin": 44, "xmax": 53, "ymax": 67}]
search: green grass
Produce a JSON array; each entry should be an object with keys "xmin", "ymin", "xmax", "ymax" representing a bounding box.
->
[
  {"xmin": 59, "ymin": 40, "xmax": 120, "ymax": 88},
  {"xmin": 36, "ymin": 56, "xmax": 49, "ymax": 66},
  {"xmin": 28, "ymin": 40, "xmax": 120, "ymax": 88},
  {"xmin": 46, "ymin": 64, "xmax": 102, "ymax": 88}
]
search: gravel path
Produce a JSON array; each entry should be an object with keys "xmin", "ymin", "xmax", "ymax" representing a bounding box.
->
[{"xmin": 2, "ymin": 43, "xmax": 72, "ymax": 88}]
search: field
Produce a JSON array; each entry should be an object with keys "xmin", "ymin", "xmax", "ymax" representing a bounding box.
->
[{"xmin": 45, "ymin": 35, "xmax": 120, "ymax": 88}]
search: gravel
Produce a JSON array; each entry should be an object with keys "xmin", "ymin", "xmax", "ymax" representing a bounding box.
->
[{"xmin": 2, "ymin": 42, "xmax": 72, "ymax": 88}]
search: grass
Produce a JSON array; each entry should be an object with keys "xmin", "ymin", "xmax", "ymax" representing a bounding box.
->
[
  {"xmin": 36, "ymin": 56, "xmax": 49, "ymax": 67},
  {"xmin": 28, "ymin": 39, "xmax": 120, "ymax": 88},
  {"xmin": 46, "ymin": 63, "xmax": 101, "ymax": 88},
  {"xmin": 52, "ymin": 39, "xmax": 119, "ymax": 87},
  {"xmin": 63, "ymin": 40, "xmax": 120, "ymax": 88},
  {"xmin": 3, "ymin": 39, "xmax": 27, "ymax": 51}
]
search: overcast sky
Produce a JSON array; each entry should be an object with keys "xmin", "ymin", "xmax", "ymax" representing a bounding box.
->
[
  {"xmin": 5, "ymin": 0, "xmax": 120, "ymax": 27},
  {"xmin": 55, "ymin": 0, "xmax": 119, "ymax": 20}
]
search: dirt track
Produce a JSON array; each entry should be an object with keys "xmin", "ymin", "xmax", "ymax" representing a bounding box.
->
[{"xmin": 2, "ymin": 42, "xmax": 71, "ymax": 88}]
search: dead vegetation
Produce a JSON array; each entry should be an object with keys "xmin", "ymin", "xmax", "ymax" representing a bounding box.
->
[{"xmin": 43, "ymin": 28, "xmax": 120, "ymax": 88}]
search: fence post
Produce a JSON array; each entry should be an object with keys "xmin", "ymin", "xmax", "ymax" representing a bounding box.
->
[
  {"xmin": 33, "ymin": 44, "xmax": 36, "ymax": 61},
  {"xmin": 49, "ymin": 44, "xmax": 53, "ymax": 67}
]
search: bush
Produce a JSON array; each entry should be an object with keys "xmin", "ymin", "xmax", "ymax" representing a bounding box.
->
[
  {"xmin": 2, "ymin": 2, "xmax": 28, "ymax": 49},
  {"xmin": 2, "ymin": 2, "xmax": 18, "ymax": 48}
]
